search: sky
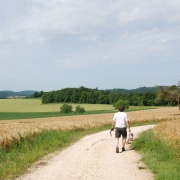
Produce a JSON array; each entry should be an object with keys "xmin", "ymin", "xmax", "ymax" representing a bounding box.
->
[{"xmin": 0, "ymin": 0, "xmax": 180, "ymax": 92}]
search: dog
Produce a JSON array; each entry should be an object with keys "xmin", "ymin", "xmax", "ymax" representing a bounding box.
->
[{"xmin": 126, "ymin": 132, "xmax": 134, "ymax": 144}]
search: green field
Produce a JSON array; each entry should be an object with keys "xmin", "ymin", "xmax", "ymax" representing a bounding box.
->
[
  {"xmin": 0, "ymin": 98, "xmax": 115, "ymax": 112},
  {"xmin": 0, "ymin": 98, "xmax": 156, "ymax": 120},
  {"xmin": 0, "ymin": 98, "xmax": 115, "ymax": 120}
]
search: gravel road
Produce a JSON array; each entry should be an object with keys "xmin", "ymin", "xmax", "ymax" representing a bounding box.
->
[{"xmin": 16, "ymin": 125, "xmax": 155, "ymax": 180}]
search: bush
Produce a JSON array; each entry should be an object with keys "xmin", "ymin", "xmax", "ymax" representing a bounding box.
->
[
  {"xmin": 113, "ymin": 100, "xmax": 129, "ymax": 110},
  {"xmin": 74, "ymin": 105, "xmax": 85, "ymax": 114},
  {"xmin": 60, "ymin": 103, "xmax": 73, "ymax": 113}
]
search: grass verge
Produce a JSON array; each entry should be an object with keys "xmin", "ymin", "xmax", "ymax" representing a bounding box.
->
[
  {"xmin": 132, "ymin": 129, "xmax": 180, "ymax": 180},
  {"xmin": 0, "ymin": 124, "xmax": 110, "ymax": 180}
]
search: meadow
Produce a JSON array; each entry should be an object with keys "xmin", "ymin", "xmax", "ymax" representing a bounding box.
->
[
  {"xmin": 0, "ymin": 98, "xmax": 116, "ymax": 120},
  {"xmin": 0, "ymin": 98, "xmax": 155, "ymax": 120},
  {"xmin": 0, "ymin": 98, "xmax": 115, "ymax": 112}
]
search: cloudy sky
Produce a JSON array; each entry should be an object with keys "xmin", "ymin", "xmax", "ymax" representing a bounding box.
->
[{"xmin": 0, "ymin": 0, "xmax": 179, "ymax": 91}]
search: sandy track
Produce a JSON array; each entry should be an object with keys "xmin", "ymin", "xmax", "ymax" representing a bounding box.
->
[{"xmin": 16, "ymin": 125, "xmax": 155, "ymax": 180}]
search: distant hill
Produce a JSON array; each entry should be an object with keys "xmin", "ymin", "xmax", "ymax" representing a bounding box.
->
[
  {"xmin": 0, "ymin": 90, "xmax": 36, "ymax": 98},
  {"xmin": 107, "ymin": 86, "xmax": 158, "ymax": 93}
]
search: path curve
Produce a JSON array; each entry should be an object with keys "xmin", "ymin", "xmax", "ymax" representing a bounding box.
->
[{"xmin": 16, "ymin": 125, "xmax": 155, "ymax": 180}]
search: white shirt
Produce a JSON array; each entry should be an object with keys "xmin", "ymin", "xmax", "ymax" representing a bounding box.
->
[{"xmin": 113, "ymin": 112, "xmax": 129, "ymax": 128}]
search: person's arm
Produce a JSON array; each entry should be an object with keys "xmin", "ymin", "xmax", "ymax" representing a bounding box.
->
[{"xmin": 112, "ymin": 120, "xmax": 115, "ymax": 130}]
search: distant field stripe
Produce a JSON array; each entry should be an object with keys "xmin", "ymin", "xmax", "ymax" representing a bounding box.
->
[{"xmin": 0, "ymin": 110, "xmax": 115, "ymax": 120}]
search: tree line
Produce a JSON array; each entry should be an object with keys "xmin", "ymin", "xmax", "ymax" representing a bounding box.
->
[{"xmin": 38, "ymin": 85, "xmax": 179, "ymax": 107}]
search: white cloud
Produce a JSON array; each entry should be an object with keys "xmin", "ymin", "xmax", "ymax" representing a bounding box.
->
[
  {"xmin": 0, "ymin": 0, "xmax": 180, "ymax": 90},
  {"xmin": 1, "ymin": 0, "xmax": 180, "ymax": 46}
]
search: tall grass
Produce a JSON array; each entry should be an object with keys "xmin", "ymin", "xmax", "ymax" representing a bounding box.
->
[
  {"xmin": 154, "ymin": 119, "xmax": 180, "ymax": 147},
  {"xmin": 132, "ymin": 121, "xmax": 180, "ymax": 180}
]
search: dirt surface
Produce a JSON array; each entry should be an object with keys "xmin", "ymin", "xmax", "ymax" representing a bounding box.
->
[{"xmin": 16, "ymin": 125, "xmax": 155, "ymax": 180}]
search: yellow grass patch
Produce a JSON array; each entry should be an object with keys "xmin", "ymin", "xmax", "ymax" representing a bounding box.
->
[
  {"xmin": 154, "ymin": 119, "xmax": 180, "ymax": 147},
  {"xmin": 0, "ymin": 107, "xmax": 179, "ymax": 149},
  {"xmin": 128, "ymin": 107, "xmax": 180, "ymax": 123}
]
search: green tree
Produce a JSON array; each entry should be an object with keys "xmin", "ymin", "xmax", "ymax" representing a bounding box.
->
[
  {"xmin": 60, "ymin": 103, "xmax": 73, "ymax": 113},
  {"xmin": 31, "ymin": 91, "xmax": 43, "ymax": 98},
  {"xmin": 142, "ymin": 92, "xmax": 156, "ymax": 106},
  {"xmin": 113, "ymin": 100, "xmax": 129, "ymax": 110},
  {"xmin": 97, "ymin": 94, "xmax": 109, "ymax": 104},
  {"xmin": 157, "ymin": 82, "xmax": 180, "ymax": 109},
  {"xmin": 74, "ymin": 105, "xmax": 85, "ymax": 114},
  {"xmin": 108, "ymin": 92, "xmax": 121, "ymax": 104},
  {"xmin": 42, "ymin": 92, "xmax": 54, "ymax": 104},
  {"xmin": 79, "ymin": 91, "xmax": 87, "ymax": 103}
]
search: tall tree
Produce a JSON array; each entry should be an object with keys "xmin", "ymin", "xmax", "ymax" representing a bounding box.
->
[{"xmin": 157, "ymin": 81, "xmax": 180, "ymax": 109}]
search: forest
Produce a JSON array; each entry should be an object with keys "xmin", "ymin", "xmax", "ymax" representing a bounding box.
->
[{"xmin": 38, "ymin": 86, "xmax": 178, "ymax": 106}]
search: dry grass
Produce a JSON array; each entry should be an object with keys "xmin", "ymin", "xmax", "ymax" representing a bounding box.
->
[
  {"xmin": 0, "ymin": 107, "xmax": 179, "ymax": 149},
  {"xmin": 154, "ymin": 119, "xmax": 180, "ymax": 147}
]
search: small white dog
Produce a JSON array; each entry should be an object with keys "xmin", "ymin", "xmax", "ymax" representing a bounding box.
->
[{"xmin": 126, "ymin": 132, "xmax": 134, "ymax": 144}]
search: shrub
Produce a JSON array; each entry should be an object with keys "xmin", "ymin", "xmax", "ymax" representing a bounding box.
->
[
  {"xmin": 74, "ymin": 105, "xmax": 85, "ymax": 114},
  {"xmin": 60, "ymin": 103, "xmax": 73, "ymax": 113},
  {"xmin": 113, "ymin": 100, "xmax": 129, "ymax": 110}
]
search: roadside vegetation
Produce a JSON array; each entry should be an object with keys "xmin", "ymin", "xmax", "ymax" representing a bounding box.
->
[
  {"xmin": 0, "ymin": 125, "xmax": 110, "ymax": 180},
  {"xmin": 132, "ymin": 120, "xmax": 180, "ymax": 180}
]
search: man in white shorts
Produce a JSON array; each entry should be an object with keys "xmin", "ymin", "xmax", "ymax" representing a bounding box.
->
[{"xmin": 111, "ymin": 106, "xmax": 131, "ymax": 153}]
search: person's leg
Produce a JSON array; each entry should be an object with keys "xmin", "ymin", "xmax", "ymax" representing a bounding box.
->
[
  {"xmin": 116, "ymin": 138, "xmax": 120, "ymax": 147},
  {"xmin": 122, "ymin": 136, "xmax": 126, "ymax": 151},
  {"xmin": 121, "ymin": 128, "xmax": 127, "ymax": 151},
  {"xmin": 116, "ymin": 138, "xmax": 119, "ymax": 153},
  {"xmin": 115, "ymin": 128, "xmax": 120, "ymax": 153}
]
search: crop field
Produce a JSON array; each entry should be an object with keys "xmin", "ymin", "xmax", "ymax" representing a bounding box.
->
[
  {"xmin": 154, "ymin": 119, "xmax": 180, "ymax": 147},
  {"xmin": 0, "ymin": 106, "xmax": 179, "ymax": 149},
  {"xmin": 0, "ymin": 99, "xmax": 156, "ymax": 120}
]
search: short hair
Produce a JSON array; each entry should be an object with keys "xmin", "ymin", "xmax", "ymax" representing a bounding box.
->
[{"xmin": 119, "ymin": 106, "xmax": 124, "ymax": 112}]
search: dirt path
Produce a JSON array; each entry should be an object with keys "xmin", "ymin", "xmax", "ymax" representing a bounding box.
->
[{"xmin": 16, "ymin": 125, "xmax": 155, "ymax": 180}]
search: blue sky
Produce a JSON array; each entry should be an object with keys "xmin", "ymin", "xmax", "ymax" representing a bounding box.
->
[{"xmin": 0, "ymin": 0, "xmax": 179, "ymax": 91}]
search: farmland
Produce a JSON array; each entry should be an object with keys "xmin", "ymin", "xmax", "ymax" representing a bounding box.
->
[
  {"xmin": 0, "ymin": 98, "xmax": 179, "ymax": 179},
  {"xmin": 154, "ymin": 119, "xmax": 180, "ymax": 147},
  {"xmin": 0, "ymin": 98, "xmax": 116, "ymax": 120},
  {"xmin": 0, "ymin": 98, "xmax": 156, "ymax": 120},
  {"xmin": 0, "ymin": 98, "xmax": 115, "ymax": 112},
  {"xmin": 0, "ymin": 105, "xmax": 179, "ymax": 149}
]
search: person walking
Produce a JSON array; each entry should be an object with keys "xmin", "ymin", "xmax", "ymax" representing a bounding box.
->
[{"xmin": 111, "ymin": 106, "xmax": 131, "ymax": 153}]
